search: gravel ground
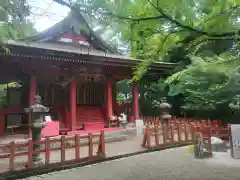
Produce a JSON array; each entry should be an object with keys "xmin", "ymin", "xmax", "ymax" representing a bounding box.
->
[{"xmin": 18, "ymin": 146, "xmax": 240, "ymax": 180}]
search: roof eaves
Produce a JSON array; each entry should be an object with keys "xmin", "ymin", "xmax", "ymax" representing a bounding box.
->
[{"xmin": 4, "ymin": 40, "xmax": 177, "ymax": 70}]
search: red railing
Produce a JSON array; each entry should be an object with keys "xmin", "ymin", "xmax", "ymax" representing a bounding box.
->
[
  {"xmin": 142, "ymin": 122, "xmax": 192, "ymax": 148},
  {"xmin": 142, "ymin": 116, "xmax": 223, "ymax": 127},
  {"xmin": 192, "ymin": 124, "xmax": 231, "ymax": 155},
  {"xmin": 0, "ymin": 131, "xmax": 105, "ymax": 175},
  {"xmin": 142, "ymin": 117, "xmax": 228, "ymax": 149}
]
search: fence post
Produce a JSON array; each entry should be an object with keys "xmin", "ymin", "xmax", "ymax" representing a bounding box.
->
[
  {"xmin": 88, "ymin": 133, "xmax": 93, "ymax": 157},
  {"xmin": 162, "ymin": 123, "xmax": 166, "ymax": 144},
  {"xmin": 60, "ymin": 136, "xmax": 65, "ymax": 163},
  {"xmin": 208, "ymin": 120, "xmax": 211, "ymax": 127},
  {"xmin": 9, "ymin": 141, "xmax": 15, "ymax": 171},
  {"xmin": 45, "ymin": 137, "xmax": 50, "ymax": 165},
  {"xmin": 155, "ymin": 117, "xmax": 160, "ymax": 126},
  {"xmin": 141, "ymin": 127, "xmax": 147, "ymax": 147},
  {"xmin": 184, "ymin": 123, "xmax": 188, "ymax": 141},
  {"xmin": 219, "ymin": 120, "xmax": 223, "ymax": 127},
  {"xmin": 170, "ymin": 124, "xmax": 174, "ymax": 143},
  {"xmin": 215, "ymin": 125, "xmax": 219, "ymax": 137},
  {"xmin": 98, "ymin": 130, "xmax": 105, "ymax": 157},
  {"xmin": 75, "ymin": 134, "xmax": 80, "ymax": 161},
  {"xmin": 177, "ymin": 123, "xmax": 181, "ymax": 141},
  {"xmin": 142, "ymin": 125, "xmax": 151, "ymax": 147},
  {"xmin": 208, "ymin": 126, "xmax": 212, "ymax": 155},
  {"xmin": 146, "ymin": 127, "xmax": 151, "ymax": 148},
  {"xmin": 228, "ymin": 124, "xmax": 233, "ymax": 158},
  {"xmin": 27, "ymin": 140, "xmax": 33, "ymax": 168},
  {"xmin": 154, "ymin": 125, "xmax": 159, "ymax": 146}
]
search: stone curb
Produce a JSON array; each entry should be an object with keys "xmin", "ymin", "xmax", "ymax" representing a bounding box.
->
[{"xmin": 2, "ymin": 142, "xmax": 191, "ymax": 180}]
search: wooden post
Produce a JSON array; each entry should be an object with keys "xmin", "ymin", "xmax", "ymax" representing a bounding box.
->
[
  {"xmin": 184, "ymin": 123, "xmax": 188, "ymax": 141},
  {"xmin": 208, "ymin": 120, "xmax": 211, "ymax": 127},
  {"xmin": 141, "ymin": 126, "xmax": 148, "ymax": 147},
  {"xmin": 228, "ymin": 124, "xmax": 233, "ymax": 158},
  {"xmin": 208, "ymin": 126, "xmax": 212, "ymax": 155},
  {"xmin": 75, "ymin": 134, "xmax": 80, "ymax": 161},
  {"xmin": 27, "ymin": 140, "xmax": 33, "ymax": 168},
  {"xmin": 154, "ymin": 125, "xmax": 159, "ymax": 146},
  {"xmin": 177, "ymin": 123, "xmax": 181, "ymax": 141},
  {"xmin": 170, "ymin": 124, "xmax": 174, "ymax": 143},
  {"xmin": 60, "ymin": 136, "xmax": 65, "ymax": 163},
  {"xmin": 69, "ymin": 80, "xmax": 77, "ymax": 131},
  {"xmin": 98, "ymin": 130, "xmax": 105, "ymax": 156},
  {"xmin": 88, "ymin": 133, "xmax": 93, "ymax": 157},
  {"xmin": 9, "ymin": 141, "xmax": 15, "ymax": 171},
  {"xmin": 45, "ymin": 137, "xmax": 50, "ymax": 165},
  {"xmin": 162, "ymin": 123, "xmax": 166, "ymax": 144},
  {"xmin": 146, "ymin": 127, "xmax": 151, "ymax": 148},
  {"xmin": 106, "ymin": 79, "xmax": 113, "ymax": 123}
]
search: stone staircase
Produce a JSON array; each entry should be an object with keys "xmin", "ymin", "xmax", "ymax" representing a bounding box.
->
[{"xmin": 76, "ymin": 105, "xmax": 105, "ymax": 130}]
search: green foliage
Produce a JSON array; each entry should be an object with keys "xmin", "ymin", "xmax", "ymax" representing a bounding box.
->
[
  {"xmin": 0, "ymin": 0, "xmax": 36, "ymax": 43},
  {"xmin": 72, "ymin": 0, "xmax": 239, "ymax": 81},
  {"xmin": 165, "ymin": 54, "xmax": 240, "ymax": 111}
]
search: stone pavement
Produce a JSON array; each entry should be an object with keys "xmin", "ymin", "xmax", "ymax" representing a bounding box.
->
[{"xmin": 21, "ymin": 146, "xmax": 240, "ymax": 180}]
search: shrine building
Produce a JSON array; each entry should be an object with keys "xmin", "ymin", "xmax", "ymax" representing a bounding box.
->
[{"xmin": 0, "ymin": 12, "xmax": 175, "ymax": 138}]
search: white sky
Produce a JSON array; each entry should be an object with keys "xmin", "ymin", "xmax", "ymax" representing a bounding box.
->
[{"xmin": 28, "ymin": 0, "xmax": 70, "ymax": 32}]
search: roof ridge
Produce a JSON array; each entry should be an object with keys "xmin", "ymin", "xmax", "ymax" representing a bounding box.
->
[{"xmin": 16, "ymin": 11, "xmax": 120, "ymax": 54}]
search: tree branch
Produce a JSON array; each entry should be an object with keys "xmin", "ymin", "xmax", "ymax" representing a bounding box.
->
[
  {"xmin": 147, "ymin": 0, "xmax": 240, "ymax": 38},
  {"xmin": 103, "ymin": 11, "xmax": 165, "ymax": 21},
  {"xmin": 54, "ymin": 0, "xmax": 164, "ymax": 22},
  {"xmin": 54, "ymin": 0, "xmax": 239, "ymax": 39},
  {"xmin": 202, "ymin": 5, "xmax": 239, "ymax": 25}
]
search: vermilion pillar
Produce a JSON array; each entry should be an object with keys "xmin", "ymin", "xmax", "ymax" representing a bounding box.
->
[
  {"xmin": 132, "ymin": 82, "xmax": 140, "ymax": 120},
  {"xmin": 29, "ymin": 76, "xmax": 37, "ymax": 137},
  {"xmin": 106, "ymin": 79, "xmax": 113, "ymax": 120},
  {"xmin": 112, "ymin": 80, "xmax": 117, "ymax": 114},
  {"xmin": 69, "ymin": 79, "xmax": 77, "ymax": 131}
]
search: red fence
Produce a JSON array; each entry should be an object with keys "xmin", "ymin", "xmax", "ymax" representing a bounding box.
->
[
  {"xmin": 192, "ymin": 124, "xmax": 231, "ymax": 155},
  {"xmin": 142, "ymin": 116, "xmax": 223, "ymax": 127},
  {"xmin": 142, "ymin": 122, "xmax": 192, "ymax": 148},
  {"xmin": 142, "ymin": 116, "xmax": 228, "ymax": 150},
  {"xmin": 0, "ymin": 131, "xmax": 105, "ymax": 175}
]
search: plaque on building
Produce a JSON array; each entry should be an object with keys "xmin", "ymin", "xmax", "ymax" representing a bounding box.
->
[{"xmin": 231, "ymin": 124, "xmax": 240, "ymax": 158}]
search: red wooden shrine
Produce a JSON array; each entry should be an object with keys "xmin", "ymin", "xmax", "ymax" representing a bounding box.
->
[{"xmin": 0, "ymin": 12, "xmax": 175, "ymax": 138}]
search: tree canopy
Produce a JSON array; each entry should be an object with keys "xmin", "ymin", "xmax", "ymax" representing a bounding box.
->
[{"xmin": 0, "ymin": 0, "xmax": 36, "ymax": 42}]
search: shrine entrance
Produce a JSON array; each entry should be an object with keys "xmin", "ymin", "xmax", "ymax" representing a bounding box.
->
[
  {"xmin": 36, "ymin": 74, "xmax": 106, "ymax": 108},
  {"xmin": 31, "ymin": 72, "xmax": 108, "ymax": 134},
  {"xmin": 76, "ymin": 74, "xmax": 106, "ymax": 106}
]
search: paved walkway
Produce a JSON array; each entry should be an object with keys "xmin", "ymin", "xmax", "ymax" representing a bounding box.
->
[{"xmin": 18, "ymin": 146, "xmax": 240, "ymax": 180}]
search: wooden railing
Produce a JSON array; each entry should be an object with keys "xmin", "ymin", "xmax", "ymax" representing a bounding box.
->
[
  {"xmin": 142, "ymin": 116, "xmax": 223, "ymax": 127},
  {"xmin": 142, "ymin": 122, "xmax": 193, "ymax": 148},
  {"xmin": 0, "ymin": 131, "xmax": 105, "ymax": 175},
  {"xmin": 192, "ymin": 124, "xmax": 231, "ymax": 155}
]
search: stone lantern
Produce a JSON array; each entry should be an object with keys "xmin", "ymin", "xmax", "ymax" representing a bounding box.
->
[
  {"xmin": 25, "ymin": 95, "xmax": 49, "ymax": 164},
  {"xmin": 159, "ymin": 97, "xmax": 172, "ymax": 139},
  {"xmin": 160, "ymin": 97, "xmax": 172, "ymax": 120}
]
